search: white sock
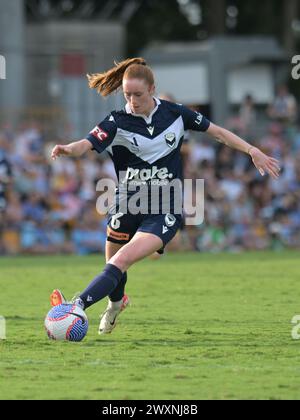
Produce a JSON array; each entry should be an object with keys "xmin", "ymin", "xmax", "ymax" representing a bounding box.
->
[{"xmin": 108, "ymin": 299, "xmax": 123, "ymax": 310}]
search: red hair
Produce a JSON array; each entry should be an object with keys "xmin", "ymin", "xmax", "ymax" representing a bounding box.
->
[{"xmin": 87, "ymin": 57, "xmax": 154, "ymax": 97}]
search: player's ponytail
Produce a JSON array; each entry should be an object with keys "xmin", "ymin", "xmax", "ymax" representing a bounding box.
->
[{"xmin": 87, "ymin": 57, "xmax": 154, "ymax": 97}]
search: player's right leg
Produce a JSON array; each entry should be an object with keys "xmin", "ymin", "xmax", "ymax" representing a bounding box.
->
[{"xmin": 97, "ymin": 212, "xmax": 138, "ymax": 333}]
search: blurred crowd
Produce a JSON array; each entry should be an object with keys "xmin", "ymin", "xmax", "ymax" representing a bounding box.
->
[
  {"xmin": 0, "ymin": 85, "xmax": 300, "ymax": 255},
  {"xmin": 0, "ymin": 125, "xmax": 112, "ymax": 255}
]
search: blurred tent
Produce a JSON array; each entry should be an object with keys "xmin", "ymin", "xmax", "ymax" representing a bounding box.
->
[
  {"xmin": 143, "ymin": 37, "xmax": 288, "ymax": 124},
  {"xmin": 1, "ymin": 0, "xmax": 299, "ymax": 133},
  {"xmin": 0, "ymin": 0, "xmax": 125, "ymax": 137}
]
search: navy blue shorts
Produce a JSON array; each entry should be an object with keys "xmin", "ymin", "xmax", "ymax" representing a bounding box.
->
[{"xmin": 107, "ymin": 212, "xmax": 183, "ymax": 254}]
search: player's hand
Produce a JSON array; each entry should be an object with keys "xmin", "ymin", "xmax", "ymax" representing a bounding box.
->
[
  {"xmin": 249, "ymin": 147, "xmax": 281, "ymax": 179},
  {"xmin": 51, "ymin": 145, "xmax": 73, "ymax": 160}
]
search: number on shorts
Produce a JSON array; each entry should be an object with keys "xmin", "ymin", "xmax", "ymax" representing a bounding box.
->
[{"xmin": 111, "ymin": 213, "xmax": 124, "ymax": 230}]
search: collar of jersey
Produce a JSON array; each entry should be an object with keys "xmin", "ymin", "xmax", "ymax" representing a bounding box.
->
[{"xmin": 125, "ymin": 97, "xmax": 161, "ymax": 125}]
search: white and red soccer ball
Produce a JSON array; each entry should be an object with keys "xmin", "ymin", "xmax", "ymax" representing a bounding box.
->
[{"xmin": 45, "ymin": 304, "xmax": 88, "ymax": 342}]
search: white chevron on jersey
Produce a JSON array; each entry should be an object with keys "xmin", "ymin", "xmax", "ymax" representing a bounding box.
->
[{"xmin": 106, "ymin": 116, "xmax": 184, "ymax": 164}]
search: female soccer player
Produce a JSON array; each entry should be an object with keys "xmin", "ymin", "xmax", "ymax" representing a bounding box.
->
[{"xmin": 50, "ymin": 57, "xmax": 281, "ymax": 335}]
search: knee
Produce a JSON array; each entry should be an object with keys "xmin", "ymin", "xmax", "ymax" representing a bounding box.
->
[{"xmin": 109, "ymin": 249, "xmax": 132, "ymax": 272}]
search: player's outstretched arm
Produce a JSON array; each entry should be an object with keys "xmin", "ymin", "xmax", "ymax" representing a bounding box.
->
[
  {"xmin": 206, "ymin": 123, "xmax": 281, "ymax": 180},
  {"xmin": 51, "ymin": 139, "xmax": 92, "ymax": 160}
]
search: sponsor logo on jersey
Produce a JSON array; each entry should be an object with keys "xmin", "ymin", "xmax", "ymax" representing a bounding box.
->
[
  {"xmin": 165, "ymin": 132, "xmax": 176, "ymax": 148},
  {"xmin": 195, "ymin": 112, "xmax": 203, "ymax": 126},
  {"xmin": 90, "ymin": 126, "xmax": 109, "ymax": 142},
  {"xmin": 123, "ymin": 166, "xmax": 173, "ymax": 182}
]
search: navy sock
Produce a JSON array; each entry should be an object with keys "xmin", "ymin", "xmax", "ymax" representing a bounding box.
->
[
  {"xmin": 109, "ymin": 272, "xmax": 127, "ymax": 302},
  {"xmin": 80, "ymin": 264, "xmax": 123, "ymax": 309}
]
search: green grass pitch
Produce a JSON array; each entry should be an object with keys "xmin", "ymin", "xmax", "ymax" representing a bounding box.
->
[{"xmin": 1, "ymin": 251, "xmax": 300, "ymax": 400}]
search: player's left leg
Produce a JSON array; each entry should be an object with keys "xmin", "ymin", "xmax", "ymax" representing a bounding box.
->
[
  {"xmin": 50, "ymin": 241, "xmax": 131, "ymax": 333},
  {"xmin": 77, "ymin": 232, "xmax": 163, "ymax": 311},
  {"xmin": 52, "ymin": 213, "xmax": 182, "ymax": 312},
  {"xmin": 107, "ymin": 241, "xmax": 128, "ymax": 303},
  {"xmin": 108, "ymin": 232, "xmax": 163, "ymax": 270},
  {"xmin": 99, "ymin": 240, "xmax": 130, "ymax": 334},
  {"xmin": 79, "ymin": 213, "xmax": 182, "ymax": 310}
]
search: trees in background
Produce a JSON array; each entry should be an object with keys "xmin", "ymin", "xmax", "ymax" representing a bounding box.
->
[
  {"xmin": 25, "ymin": 0, "xmax": 300, "ymax": 55},
  {"xmin": 283, "ymin": 0, "xmax": 299, "ymax": 54}
]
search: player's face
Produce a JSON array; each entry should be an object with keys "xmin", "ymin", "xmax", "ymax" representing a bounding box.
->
[{"xmin": 123, "ymin": 78, "xmax": 155, "ymax": 116}]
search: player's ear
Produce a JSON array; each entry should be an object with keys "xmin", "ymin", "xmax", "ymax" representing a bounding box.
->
[{"xmin": 149, "ymin": 84, "xmax": 155, "ymax": 96}]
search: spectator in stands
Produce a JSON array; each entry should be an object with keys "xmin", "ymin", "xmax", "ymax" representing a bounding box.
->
[
  {"xmin": 268, "ymin": 85, "xmax": 298, "ymax": 124},
  {"xmin": 239, "ymin": 94, "xmax": 257, "ymax": 138},
  {"xmin": 1, "ymin": 97, "xmax": 300, "ymax": 256}
]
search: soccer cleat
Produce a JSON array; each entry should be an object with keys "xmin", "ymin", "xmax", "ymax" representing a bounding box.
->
[
  {"xmin": 50, "ymin": 290, "xmax": 84, "ymax": 310},
  {"xmin": 71, "ymin": 293, "xmax": 85, "ymax": 310},
  {"xmin": 98, "ymin": 294, "xmax": 130, "ymax": 335},
  {"xmin": 50, "ymin": 289, "xmax": 67, "ymax": 307}
]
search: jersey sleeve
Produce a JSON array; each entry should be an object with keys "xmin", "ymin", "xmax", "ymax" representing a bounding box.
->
[
  {"xmin": 85, "ymin": 114, "xmax": 117, "ymax": 154},
  {"xmin": 178, "ymin": 104, "xmax": 210, "ymax": 132}
]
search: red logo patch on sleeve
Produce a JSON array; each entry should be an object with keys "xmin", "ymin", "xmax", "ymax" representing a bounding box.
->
[{"xmin": 90, "ymin": 126, "xmax": 109, "ymax": 142}]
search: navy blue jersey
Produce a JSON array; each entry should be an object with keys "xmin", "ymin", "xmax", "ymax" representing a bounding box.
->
[
  {"xmin": 86, "ymin": 98, "xmax": 210, "ymax": 214},
  {"xmin": 86, "ymin": 98, "xmax": 209, "ymax": 179}
]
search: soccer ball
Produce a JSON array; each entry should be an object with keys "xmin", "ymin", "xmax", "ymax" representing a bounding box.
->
[{"xmin": 44, "ymin": 303, "xmax": 88, "ymax": 342}]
